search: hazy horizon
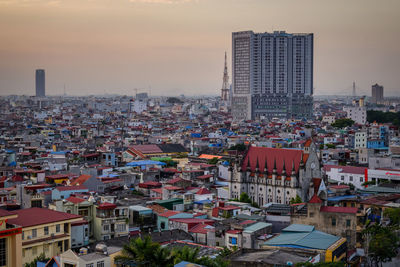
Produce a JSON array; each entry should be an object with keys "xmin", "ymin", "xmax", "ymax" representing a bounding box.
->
[{"xmin": 1, "ymin": 0, "xmax": 399, "ymax": 97}]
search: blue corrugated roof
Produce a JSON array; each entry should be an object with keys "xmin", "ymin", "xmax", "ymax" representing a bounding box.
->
[{"xmin": 264, "ymin": 224, "xmax": 340, "ymax": 250}]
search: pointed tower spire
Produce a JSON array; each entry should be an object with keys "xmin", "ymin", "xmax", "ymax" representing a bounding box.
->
[
  {"xmin": 246, "ymin": 156, "xmax": 251, "ymax": 172},
  {"xmin": 300, "ymin": 152, "xmax": 305, "ymax": 168},
  {"xmin": 282, "ymin": 160, "xmax": 286, "ymax": 175},
  {"xmin": 221, "ymin": 52, "xmax": 229, "ymax": 101},
  {"xmin": 273, "ymin": 157, "xmax": 277, "ymax": 174},
  {"xmin": 264, "ymin": 158, "xmax": 268, "ymax": 174}
]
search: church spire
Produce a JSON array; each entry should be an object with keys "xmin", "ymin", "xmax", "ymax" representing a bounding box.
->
[{"xmin": 221, "ymin": 52, "xmax": 229, "ymax": 101}]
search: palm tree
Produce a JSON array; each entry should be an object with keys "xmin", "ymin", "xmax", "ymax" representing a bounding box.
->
[
  {"xmin": 172, "ymin": 246, "xmax": 200, "ymax": 265},
  {"xmin": 115, "ymin": 236, "xmax": 173, "ymax": 267}
]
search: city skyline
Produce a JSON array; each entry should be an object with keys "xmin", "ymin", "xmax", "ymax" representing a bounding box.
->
[{"xmin": 1, "ymin": 0, "xmax": 400, "ymax": 96}]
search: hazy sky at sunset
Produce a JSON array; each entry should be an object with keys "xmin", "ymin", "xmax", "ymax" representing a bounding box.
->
[{"xmin": 0, "ymin": 0, "xmax": 399, "ymax": 96}]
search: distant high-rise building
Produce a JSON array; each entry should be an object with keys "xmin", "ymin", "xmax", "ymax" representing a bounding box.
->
[
  {"xmin": 371, "ymin": 84, "xmax": 384, "ymax": 104},
  {"xmin": 231, "ymin": 31, "xmax": 313, "ymax": 121},
  {"xmin": 221, "ymin": 52, "xmax": 230, "ymax": 102},
  {"xmin": 35, "ymin": 69, "xmax": 45, "ymax": 97}
]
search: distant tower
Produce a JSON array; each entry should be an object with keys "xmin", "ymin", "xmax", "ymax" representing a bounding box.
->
[
  {"xmin": 352, "ymin": 81, "xmax": 356, "ymax": 97},
  {"xmin": 221, "ymin": 52, "xmax": 229, "ymax": 101},
  {"xmin": 35, "ymin": 69, "xmax": 45, "ymax": 97}
]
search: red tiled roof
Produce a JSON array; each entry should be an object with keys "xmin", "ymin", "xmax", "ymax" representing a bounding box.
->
[
  {"xmin": 164, "ymin": 186, "xmax": 182, "ymax": 191},
  {"xmin": 320, "ymin": 206, "xmax": 357, "ymax": 214},
  {"xmin": 8, "ymin": 207, "xmax": 81, "ymax": 227},
  {"xmin": 130, "ymin": 145, "xmax": 162, "ymax": 154},
  {"xmin": 138, "ymin": 181, "xmax": 162, "ymax": 188},
  {"xmin": 226, "ymin": 229, "xmax": 242, "ymax": 234},
  {"xmin": 196, "ymin": 174, "xmax": 213, "ymax": 180},
  {"xmin": 159, "ymin": 210, "xmax": 180, "ymax": 218},
  {"xmin": 66, "ymin": 196, "xmax": 86, "ymax": 204},
  {"xmin": 196, "ymin": 188, "xmax": 212, "ymax": 195},
  {"xmin": 151, "ymin": 188, "xmax": 163, "ymax": 194},
  {"xmin": 166, "ymin": 178, "xmax": 184, "ymax": 184},
  {"xmin": 242, "ymin": 147, "xmax": 308, "ymax": 174},
  {"xmin": 189, "ymin": 223, "xmax": 208, "ymax": 234},
  {"xmin": 55, "ymin": 185, "xmax": 88, "ymax": 192},
  {"xmin": 97, "ymin": 202, "xmax": 117, "ymax": 210},
  {"xmin": 70, "ymin": 174, "xmax": 91, "ymax": 186},
  {"xmin": 309, "ymin": 194, "xmax": 323, "ymax": 204},
  {"xmin": 323, "ymin": 165, "xmax": 366, "ymax": 175}
]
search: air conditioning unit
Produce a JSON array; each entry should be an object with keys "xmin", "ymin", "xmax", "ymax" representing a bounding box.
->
[{"xmin": 51, "ymin": 233, "xmax": 55, "ymax": 237}]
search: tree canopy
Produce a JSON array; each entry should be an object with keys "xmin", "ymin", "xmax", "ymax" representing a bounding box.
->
[
  {"xmin": 331, "ymin": 118, "xmax": 355, "ymax": 128},
  {"xmin": 367, "ymin": 110, "xmax": 400, "ymax": 126},
  {"xmin": 116, "ymin": 236, "xmax": 229, "ymax": 267}
]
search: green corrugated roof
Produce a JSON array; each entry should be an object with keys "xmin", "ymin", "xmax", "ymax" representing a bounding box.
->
[{"xmin": 243, "ymin": 222, "xmax": 272, "ymax": 233}]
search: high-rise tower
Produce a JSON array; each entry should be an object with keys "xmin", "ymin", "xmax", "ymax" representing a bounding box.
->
[
  {"xmin": 221, "ymin": 52, "xmax": 230, "ymax": 101},
  {"xmin": 231, "ymin": 31, "xmax": 313, "ymax": 121},
  {"xmin": 35, "ymin": 69, "xmax": 45, "ymax": 97}
]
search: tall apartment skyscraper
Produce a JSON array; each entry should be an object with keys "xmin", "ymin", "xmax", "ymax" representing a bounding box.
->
[
  {"xmin": 371, "ymin": 83, "xmax": 384, "ymax": 104},
  {"xmin": 231, "ymin": 31, "xmax": 313, "ymax": 121},
  {"xmin": 35, "ymin": 69, "xmax": 45, "ymax": 97}
]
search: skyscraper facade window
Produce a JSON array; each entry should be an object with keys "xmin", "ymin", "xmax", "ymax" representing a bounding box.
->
[
  {"xmin": 35, "ymin": 69, "xmax": 45, "ymax": 97},
  {"xmin": 231, "ymin": 31, "xmax": 313, "ymax": 121}
]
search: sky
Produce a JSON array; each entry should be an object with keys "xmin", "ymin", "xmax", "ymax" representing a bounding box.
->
[{"xmin": 0, "ymin": 0, "xmax": 399, "ymax": 96}]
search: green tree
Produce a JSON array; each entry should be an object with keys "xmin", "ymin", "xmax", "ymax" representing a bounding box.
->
[
  {"xmin": 290, "ymin": 195, "xmax": 303, "ymax": 204},
  {"xmin": 207, "ymin": 157, "xmax": 219, "ymax": 165},
  {"xmin": 363, "ymin": 224, "xmax": 399, "ymax": 267},
  {"xmin": 229, "ymin": 143, "xmax": 246, "ymax": 151},
  {"xmin": 383, "ymin": 207, "xmax": 400, "ymax": 225},
  {"xmin": 331, "ymin": 118, "xmax": 355, "ymax": 128},
  {"xmin": 239, "ymin": 192, "xmax": 252, "ymax": 203},
  {"xmin": 115, "ymin": 236, "xmax": 173, "ymax": 267},
  {"xmin": 172, "ymin": 246, "xmax": 200, "ymax": 265}
]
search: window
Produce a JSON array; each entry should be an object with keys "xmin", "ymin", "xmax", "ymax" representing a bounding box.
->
[
  {"xmin": 309, "ymin": 212, "xmax": 314, "ymax": 218},
  {"xmin": 0, "ymin": 238, "xmax": 6, "ymax": 266},
  {"xmin": 22, "ymin": 231, "xmax": 24, "ymax": 240},
  {"xmin": 86, "ymin": 264, "xmax": 94, "ymax": 267},
  {"xmin": 360, "ymin": 177, "xmax": 363, "ymax": 182},
  {"xmin": 103, "ymin": 224, "xmax": 109, "ymax": 231},
  {"xmin": 350, "ymin": 176, "xmax": 353, "ymax": 182},
  {"xmin": 160, "ymin": 222, "xmax": 165, "ymax": 229},
  {"xmin": 229, "ymin": 236, "xmax": 237, "ymax": 245},
  {"xmin": 32, "ymin": 229, "xmax": 37, "ymax": 238},
  {"xmin": 341, "ymin": 176, "xmax": 344, "ymax": 181},
  {"xmin": 44, "ymin": 226, "xmax": 49, "ymax": 235},
  {"xmin": 346, "ymin": 220, "xmax": 351, "ymax": 227},
  {"xmin": 97, "ymin": 261, "xmax": 105, "ymax": 267},
  {"xmin": 332, "ymin": 218, "xmax": 336, "ymax": 226},
  {"xmin": 56, "ymin": 224, "xmax": 60, "ymax": 233}
]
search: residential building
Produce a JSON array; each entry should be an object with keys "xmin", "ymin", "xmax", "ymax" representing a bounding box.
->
[
  {"xmin": 231, "ymin": 30, "xmax": 313, "ymax": 121},
  {"xmin": 291, "ymin": 195, "xmax": 358, "ymax": 248},
  {"xmin": 354, "ymin": 132, "xmax": 367, "ymax": 149},
  {"xmin": 7, "ymin": 207, "xmax": 82, "ymax": 265},
  {"xmin": 0, "ymin": 209, "xmax": 22, "ymax": 267},
  {"xmin": 343, "ymin": 106, "xmax": 366, "ymax": 125},
  {"xmin": 371, "ymin": 83, "xmax": 384, "ymax": 104},
  {"xmin": 93, "ymin": 202, "xmax": 129, "ymax": 241}
]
